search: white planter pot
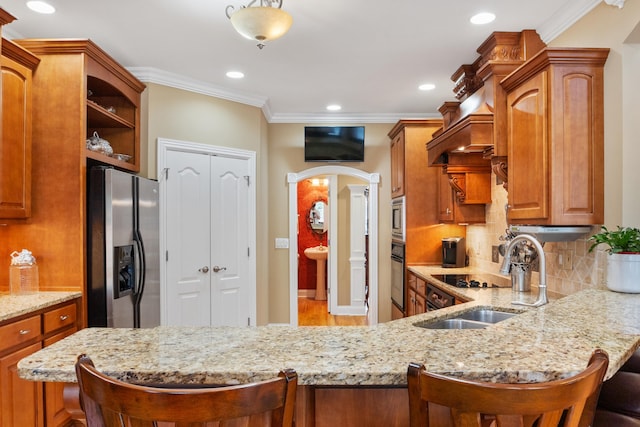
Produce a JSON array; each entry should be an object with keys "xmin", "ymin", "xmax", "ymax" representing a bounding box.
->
[{"xmin": 606, "ymin": 253, "xmax": 640, "ymax": 293}]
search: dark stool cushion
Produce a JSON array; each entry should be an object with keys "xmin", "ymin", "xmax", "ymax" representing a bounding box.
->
[
  {"xmin": 593, "ymin": 409, "xmax": 640, "ymax": 427},
  {"xmin": 598, "ymin": 371, "xmax": 640, "ymax": 418},
  {"xmin": 621, "ymin": 350, "xmax": 640, "ymax": 374}
]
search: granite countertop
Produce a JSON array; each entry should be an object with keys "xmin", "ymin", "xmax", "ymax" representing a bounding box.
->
[
  {"xmin": 0, "ymin": 291, "xmax": 82, "ymax": 323},
  {"xmin": 17, "ymin": 268, "xmax": 640, "ymax": 387}
]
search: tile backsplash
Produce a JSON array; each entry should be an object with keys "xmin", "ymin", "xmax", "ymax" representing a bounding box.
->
[{"xmin": 466, "ymin": 175, "xmax": 608, "ymax": 296}]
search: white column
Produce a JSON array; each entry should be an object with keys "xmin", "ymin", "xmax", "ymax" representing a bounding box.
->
[{"xmin": 348, "ymin": 184, "xmax": 367, "ymax": 313}]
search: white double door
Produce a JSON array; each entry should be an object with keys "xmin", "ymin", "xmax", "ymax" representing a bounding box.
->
[{"xmin": 160, "ymin": 140, "xmax": 256, "ymax": 327}]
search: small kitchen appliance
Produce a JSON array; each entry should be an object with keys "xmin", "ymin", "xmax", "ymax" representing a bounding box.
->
[{"xmin": 442, "ymin": 237, "xmax": 466, "ymax": 268}]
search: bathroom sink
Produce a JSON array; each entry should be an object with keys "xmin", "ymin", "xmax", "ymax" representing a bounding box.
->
[
  {"xmin": 304, "ymin": 246, "xmax": 328, "ymax": 300},
  {"xmin": 414, "ymin": 308, "xmax": 519, "ymax": 330},
  {"xmin": 304, "ymin": 245, "xmax": 328, "ymax": 260},
  {"xmin": 455, "ymin": 309, "xmax": 517, "ymax": 324}
]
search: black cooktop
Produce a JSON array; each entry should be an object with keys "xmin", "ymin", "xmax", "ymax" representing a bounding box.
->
[{"xmin": 430, "ymin": 273, "xmax": 510, "ymax": 289}]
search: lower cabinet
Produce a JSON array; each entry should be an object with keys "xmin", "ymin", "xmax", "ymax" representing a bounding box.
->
[
  {"xmin": 0, "ymin": 342, "xmax": 44, "ymax": 427},
  {"xmin": 0, "ymin": 298, "xmax": 79, "ymax": 427},
  {"xmin": 407, "ymin": 272, "xmax": 427, "ymax": 317}
]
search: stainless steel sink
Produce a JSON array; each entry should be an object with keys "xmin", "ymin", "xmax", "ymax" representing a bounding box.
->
[
  {"xmin": 455, "ymin": 309, "xmax": 516, "ymax": 324},
  {"xmin": 417, "ymin": 318, "xmax": 489, "ymax": 329},
  {"xmin": 414, "ymin": 308, "xmax": 519, "ymax": 330}
]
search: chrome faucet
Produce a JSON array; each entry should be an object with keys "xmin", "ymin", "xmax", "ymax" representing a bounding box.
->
[{"xmin": 499, "ymin": 234, "xmax": 548, "ymax": 307}]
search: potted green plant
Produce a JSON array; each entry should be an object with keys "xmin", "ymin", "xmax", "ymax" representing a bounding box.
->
[{"xmin": 589, "ymin": 226, "xmax": 640, "ymax": 293}]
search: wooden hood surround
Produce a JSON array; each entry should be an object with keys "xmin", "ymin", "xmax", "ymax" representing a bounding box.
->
[{"xmin": 427, "ymin": 31, "xmax": 546, "ymax": 190}]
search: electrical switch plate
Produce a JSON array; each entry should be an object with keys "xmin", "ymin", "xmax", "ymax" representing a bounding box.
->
[{"xmin": 275, "ymin": 238, "xmax": 289, "ymax": 249}]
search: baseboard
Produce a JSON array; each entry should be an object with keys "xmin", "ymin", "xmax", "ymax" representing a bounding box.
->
[{"xmin": 298, "ymin": 289, "xmax": 316, "ymax": 298}]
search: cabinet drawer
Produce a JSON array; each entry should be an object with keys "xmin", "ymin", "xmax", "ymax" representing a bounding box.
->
[
  {"xmin": 44, "ymin": 303, "xmax": 77, "ymax": 334},
  {"xmin": 0, "ymin": 315, "xmax": 42, "ymax": 353}
]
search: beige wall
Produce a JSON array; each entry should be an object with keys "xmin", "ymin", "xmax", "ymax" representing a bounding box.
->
[
  {"xmin": 267, "ymin": 123, "xmax": 394, "ymax": 323},
  {"xmin": 467, "ymin": 1, "xmax": 640, "ymax": 295},
  {"xmin": 142, "ymin": 83, "xmax": 271, "ymax": 325}
]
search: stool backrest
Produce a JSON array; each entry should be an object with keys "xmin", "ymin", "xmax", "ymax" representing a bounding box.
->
[
  {"xmin": 407, "ymin": 349, "xmax": 609, "ymax": 427},
  {"xmin": 75, "ymin": 354, "xmax": 297, "ymax": 427}
]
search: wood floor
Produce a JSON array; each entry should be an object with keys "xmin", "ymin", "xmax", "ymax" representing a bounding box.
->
[{"xmin": 298, "ymin": 297, "xmax": 369, "ymax": 326}]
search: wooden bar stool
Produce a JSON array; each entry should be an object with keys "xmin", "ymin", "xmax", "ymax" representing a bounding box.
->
[
  {"xmin": 75, "ymin": 354, "xmax": 298, "ymax": 427},
  {"xmin": 407, "ymin": 349, "xmax": 609, "ymax": 427}
]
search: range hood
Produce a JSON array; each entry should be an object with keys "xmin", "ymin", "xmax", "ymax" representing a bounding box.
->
[
  {"xmin": 426, "ymin": 30, "xmax": 546, "ymax": 167},
  {"xmin": 508, "ymin": 225, "xmax": 592, "ymax": 242}
]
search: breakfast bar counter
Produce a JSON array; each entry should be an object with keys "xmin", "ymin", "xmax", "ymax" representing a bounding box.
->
[
  {"xmin": 17, "ymin": 277, "xmax": 640, "ymax": 387},
  {"xmin": 15, "ymin": 269, "xmax": 640, "ymax": 426}
]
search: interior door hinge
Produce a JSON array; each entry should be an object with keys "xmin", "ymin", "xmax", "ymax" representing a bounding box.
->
[
  {"xmin": 247, "ymin": 317, "xmax": 251, "ymax": 326},
  {"xmin": 244, "ymin": 175, "xmax": 250, "ymax": 186},
  {"xmin": 165, "ymin": 250, "xmax": 169, "ymax": 261},
  {"xmin": 247, "ymin": 247, "xmax": 250, "ymax": 257}
]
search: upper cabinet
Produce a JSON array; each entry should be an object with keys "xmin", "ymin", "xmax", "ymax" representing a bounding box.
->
[
  {"xmin": 0, "ymin": 39, "xmax": 39, "ymax": 219},
  {"xmin": 425, "ymin": 31, "xmax": 547, "ymax": 219},
  {"xmin": 16, "ymin": 39, "xmax": 145, "ymax": 173},
  {"xmin": 390, "ymin": 128, "xmax": 405, "ymax": 198},
  {"xmin": 0, "ymin": 9, "xmax": 40, "ymax": 220},
  {"xmin": 436, "ymin": 153, "xmax": 488, "ymax": 225},
  {"xmin": 501, "ymin": 48, "xmax": 609, "ymax": 225}
]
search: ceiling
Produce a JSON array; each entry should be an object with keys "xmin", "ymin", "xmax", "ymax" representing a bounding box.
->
[{"xmin": 2, "ymin": 0, "xmax": 602, "ymax": 123}]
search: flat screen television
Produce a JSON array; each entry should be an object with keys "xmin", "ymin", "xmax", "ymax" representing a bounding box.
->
[{"xmin": 304, "ymin": 126, "xmax": 365, "ymax": 162}]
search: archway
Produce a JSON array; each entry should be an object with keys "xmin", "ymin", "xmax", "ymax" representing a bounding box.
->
[{"xmin": 287, "ymin": 166, "xmax": 380, "ymax": 326}]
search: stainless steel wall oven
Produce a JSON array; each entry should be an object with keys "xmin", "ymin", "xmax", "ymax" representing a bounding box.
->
[{"xmin": 391, "ymin": 241, "xmax": 405, "ymax": 312}]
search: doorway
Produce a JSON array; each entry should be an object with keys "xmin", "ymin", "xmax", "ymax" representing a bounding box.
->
[
  {"xmin": 288, "ymin": 166, "xmax": 380, "ymax": 326},
  {"xmin": 157, "ymin": 138, "xmax": 257, "ymax": 327}
]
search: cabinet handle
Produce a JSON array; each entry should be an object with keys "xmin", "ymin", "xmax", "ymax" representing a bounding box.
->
[
  {"xmin": 59, "ymin": 315, "xmax": 69, "ymax": 321},
  {"xmin": 19, "ymin": 329, "xmax": 30, "ymax": 335}
]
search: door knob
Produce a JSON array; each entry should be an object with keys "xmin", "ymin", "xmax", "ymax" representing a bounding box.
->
[
  {"xmin": 199, "ymin": 266, "xmax": 209, "ymax": 273},
  {"xmin": 213, "ymin": 266, "xmax": 227, "ymax": 273}
]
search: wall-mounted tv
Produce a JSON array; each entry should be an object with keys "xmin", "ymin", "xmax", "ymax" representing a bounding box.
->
[{"xmin": 304, "ymin": 126, "xmax": 365, "ymax": 162}]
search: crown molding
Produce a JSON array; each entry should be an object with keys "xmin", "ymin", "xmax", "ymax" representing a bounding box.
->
[
  {"xmin": 127, "ymin": 67, "xmax": 268, "ymax": 109},
  {"xmin": 268, "ymin": 112, "xmax": 440, "ymax": 124},
  {"xmin": 536, "ymin": 0, "xmax": 602, "ymax": 43}
]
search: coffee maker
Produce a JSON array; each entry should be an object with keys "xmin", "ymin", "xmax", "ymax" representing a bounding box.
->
[{"xmin": 442, "ymin": 237, "xmax": 466, "ymax": 268}]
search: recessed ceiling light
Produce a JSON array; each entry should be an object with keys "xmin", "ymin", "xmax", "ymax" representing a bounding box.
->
[
  {"xmin": 419, "ymin": 83, "xmax": 436, "ymax": 91},
  {"xmin": 26, "ymin": 1, "xmax": 56, "ymax": 14},
  {"xmin": 470, "ymin": 12, "xmax": 495, "ymax": 25},
  {"xmin": 326, "ymin": 104, "xmax": 342, "ymax": 111},
  {"xmin": 226, "ymin": 71, "xmax": 244, "ymax": 79}
]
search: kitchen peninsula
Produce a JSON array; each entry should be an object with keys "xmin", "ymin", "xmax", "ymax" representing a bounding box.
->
[{"xmin": 17, "ymin": 270, "xmax": 640, "ymax": 426}]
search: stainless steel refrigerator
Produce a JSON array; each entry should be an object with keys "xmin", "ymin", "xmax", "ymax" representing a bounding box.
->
[{"xmin": 87, "ymin": 166, "xmax": 161, "ymax": 328}]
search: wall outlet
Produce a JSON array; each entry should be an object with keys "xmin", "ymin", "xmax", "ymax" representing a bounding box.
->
[
  {"xmin": 492, "ymin": 245, "xmax": 500, "ymax": 263},
  {"xmin": 275, "ymin": 238, "xmax": 289, "ymax": 249}
]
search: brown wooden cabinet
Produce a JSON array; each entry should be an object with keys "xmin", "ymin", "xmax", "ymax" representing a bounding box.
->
[
  {"xmin": 0, "ymin": 298, "xmax": 79, "ymax": 427},
  {"xmin": 388, "ymin": 120, "xmax": 466, "ymax": 264},
  {"xmin": 390, "ymin": 130, "xmax": 405, "ymax": 198},
  {"xmin": 501, "ymin": 48, "xmax": 609, "ymax": 225},
  {"xmin": 0, "ymin": 39, "xmax": 39, "ymax": 219},
  {"xmin": 0, "ymin": 39, "xmax": 144, "ymax": 291},
  {"xmin": 436, "ymin": 164, "xmax": 487, "ymax": 225},
  {"xmin": 16, "ymin": 39, "xmax": 144, "ymax": 173},
  {"xmin": 389, "ymin": 120, "xmax": 466, "ymax": 318},
  {"xmin": 407, "ymin": 271, "xmax": 427, "ymax": 317}
]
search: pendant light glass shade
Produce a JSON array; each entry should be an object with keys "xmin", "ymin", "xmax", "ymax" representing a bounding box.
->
[{"xmin": 229, "ymin": 6, "xmax": 292, "ymax": 48}]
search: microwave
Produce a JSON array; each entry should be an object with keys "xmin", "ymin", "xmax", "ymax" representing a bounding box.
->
[{"xmin": 391, "ymin": 197, "xmax": 405, "ymax": 241}]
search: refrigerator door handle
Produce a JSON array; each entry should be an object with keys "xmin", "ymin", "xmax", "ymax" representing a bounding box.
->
[{"xmin": 133, "ymin": 232, "xmax": 146, "ymax": 298}]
